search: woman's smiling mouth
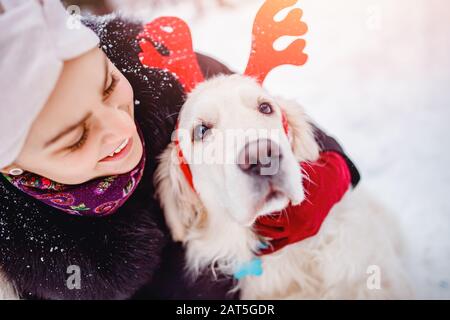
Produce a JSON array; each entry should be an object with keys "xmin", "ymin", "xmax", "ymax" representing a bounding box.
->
[{"xmin": 100, "ymin": 137, "xmax": 133, "ymax": 162}]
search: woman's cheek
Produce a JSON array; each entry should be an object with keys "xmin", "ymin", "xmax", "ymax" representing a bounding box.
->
[
  {"xmin": 116, "ymin": 73, "xmax": 134, "ymax": 116},
  {"xmin": 67, "ymin": 136, "xmax": 102, "ymax": 169}
]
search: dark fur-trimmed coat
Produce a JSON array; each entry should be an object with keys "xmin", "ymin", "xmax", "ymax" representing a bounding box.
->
[{"xmin": 0, "ymin": 15, "xmax": 236, "ymax": 300}]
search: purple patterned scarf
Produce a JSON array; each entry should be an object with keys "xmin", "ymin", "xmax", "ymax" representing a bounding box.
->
[{"xmin": 2, "ymin": 126, "xmax": 146, "ymax": 217}]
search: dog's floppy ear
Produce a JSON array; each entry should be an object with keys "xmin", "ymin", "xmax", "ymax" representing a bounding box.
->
[
  {"xmin": 154, "ymin": 143, "xmax": 205, "ymax": 243},
  {"xmin": 277, "ymin": 98, "xmax": 320, "ymax": 162},
  {"xmin": 0, "ymin": 269, "xmax": 18, "ymax": 300}
]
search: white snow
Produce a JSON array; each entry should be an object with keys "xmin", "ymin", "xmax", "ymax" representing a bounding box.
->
[{"xmin": 119, "ymin": 0, "xmax": 450, "ymax": 298}]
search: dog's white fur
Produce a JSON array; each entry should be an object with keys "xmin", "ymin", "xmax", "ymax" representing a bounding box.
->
[
  {"xmin": 0, "ymin": 269, "xmax": 18, "ymax": 300},
  {"xmin": 155, "ymin": 74, "xmax": 413, "ymax": 299}
]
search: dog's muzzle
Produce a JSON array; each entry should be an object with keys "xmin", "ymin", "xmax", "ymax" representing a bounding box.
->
[{"xmin": 237, "ymin": 139, "xmax": 282, "ymax": 177}]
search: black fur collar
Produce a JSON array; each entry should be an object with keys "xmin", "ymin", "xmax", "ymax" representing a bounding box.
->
[{"xmin": 0, "ymin": 15, "xmax": 185, "ymax": 300}]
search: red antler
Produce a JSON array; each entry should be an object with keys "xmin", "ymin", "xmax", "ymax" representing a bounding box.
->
[
  {"xmin": 244, "ymin": 0, "xmax": 308, "ymax": 84},
  {"xmin": 137, "ymin": 17, "xmax": 205, "ymax": 93}
]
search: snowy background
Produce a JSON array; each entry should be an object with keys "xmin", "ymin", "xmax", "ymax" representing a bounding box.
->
[{"xmin": 104, "ymin": 0, "xmax": 450, "ymax": 299}]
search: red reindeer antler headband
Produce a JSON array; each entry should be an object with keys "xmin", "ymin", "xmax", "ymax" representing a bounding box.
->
[{"xmin": 137, "ymin": 0, "xmax": 309, "ymax": 190}]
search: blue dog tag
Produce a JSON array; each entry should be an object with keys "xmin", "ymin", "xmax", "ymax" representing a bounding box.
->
[{"xmin": 233, "ymin": 257, "xmax": 263, "ymax": 280}]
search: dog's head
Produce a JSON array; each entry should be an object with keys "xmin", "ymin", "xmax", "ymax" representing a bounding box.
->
[{"xmin": 155, "ymin": 74, "xmax": 319, "ymax": 242}]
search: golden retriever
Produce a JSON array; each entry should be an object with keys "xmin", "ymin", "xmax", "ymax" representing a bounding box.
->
[{"xmin": 155, "ymin": 74, "xmax": 413, "ymax": 299}]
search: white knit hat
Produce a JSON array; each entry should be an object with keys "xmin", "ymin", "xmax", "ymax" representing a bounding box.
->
[{"xmin": 0, "ymin": 0, "xmax": 99, "ymax": 168}]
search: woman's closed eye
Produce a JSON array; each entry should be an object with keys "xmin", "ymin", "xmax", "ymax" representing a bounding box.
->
[
  {"xmin": 68, "ymin": 72, "xmax": 119, "ymax": 151},
  {"xmin": 68, "ymin": 123, "xmax": 90, "ymax": 151},
  {"xmin": 103, "ymin": 72, "xmax": 120, "ymax": 100}
]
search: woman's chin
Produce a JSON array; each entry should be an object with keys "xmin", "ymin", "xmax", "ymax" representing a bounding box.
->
[{"xmin": 123, "ymin": 140, "xmax": 144, "ymax": 172}]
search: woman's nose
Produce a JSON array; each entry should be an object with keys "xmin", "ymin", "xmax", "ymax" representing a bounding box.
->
[{"xmin": 96, "ymin": 108, "xmax": 135, "ymax": 145}]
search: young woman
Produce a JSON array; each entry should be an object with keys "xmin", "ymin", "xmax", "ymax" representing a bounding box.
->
[{"xmin": 0, "ymin": 0, "xmax": 359, "ymax": 299}]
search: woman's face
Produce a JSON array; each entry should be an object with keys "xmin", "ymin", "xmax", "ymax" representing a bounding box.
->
[{"xmin": 1, "ymin": 48, "xmax": 143, "ymax": 184}]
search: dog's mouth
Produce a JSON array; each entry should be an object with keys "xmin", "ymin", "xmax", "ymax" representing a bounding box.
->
[
  {"xmin": 263, "ymin": 188, "xmax": 285, "ymax": 207},
  {"xmin": 253, "ymin": 183, "xmax": 291, "ymax": 219},
  {"xmin": 237, "ymin": 185, "xmax": 291, "ymax": 227},
  {"xmin": 266, "ymin": 189, "xmax": 283, "ymax": 202}
]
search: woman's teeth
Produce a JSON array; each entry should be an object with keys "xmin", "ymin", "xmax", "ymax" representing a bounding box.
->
[{"xmin": 108, "ymin": 138, "xmax": 129, "ymax": 157}]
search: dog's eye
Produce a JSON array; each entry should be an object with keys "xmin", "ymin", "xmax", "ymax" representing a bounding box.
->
[
  {"xmin": 193, "ymin": 124, "xmax": 211, "ymax": 141},
  {"xmin": 258, "ymin": 102, "xmax": 273, "ymax": 115}
]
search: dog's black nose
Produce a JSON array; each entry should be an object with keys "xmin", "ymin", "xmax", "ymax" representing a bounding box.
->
[{"xmin": 237, "ymin": 139, "xmax": 282, "ymax": 176}]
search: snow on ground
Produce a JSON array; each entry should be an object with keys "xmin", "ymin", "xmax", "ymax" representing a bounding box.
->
[{"xmin": 119, "ymin": 0, "xmax": 450, "ymax": 298}]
